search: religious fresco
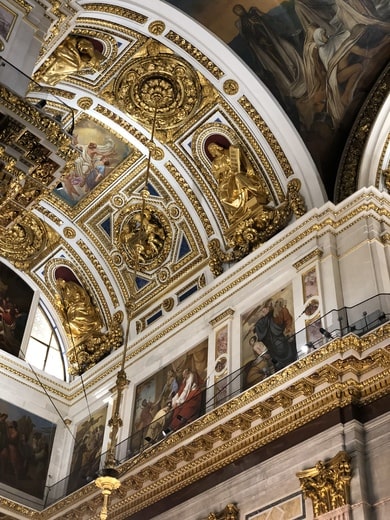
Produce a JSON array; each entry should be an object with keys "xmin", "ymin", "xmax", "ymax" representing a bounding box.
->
[
  {"xmin": 129, "ymin": 340, "xmax": 208, "ymax": 453},
  {"xmin": 166, "ymin": 0, "xmax": 390, "ymax": 193},
  {"xmin": 53, "ymin": 118, "xmax": 132, "ymax": 206},
  {"xmin": 0, "ymin": 262, "xmax": 34, "ymax": 358},
  {"xmin": 241, "ymin": 284, "xmax": 296, "ymax": 389},
  {"xmin": 67, "ymin": 406, "xmax": 107, "ymax": 494},
  {"xmin": 0, "ymin": 399, "xmax": 56, "ymax": 499}
]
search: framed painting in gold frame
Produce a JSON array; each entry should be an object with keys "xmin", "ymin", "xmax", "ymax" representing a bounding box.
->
[{"xmin": 0, "ymin": 3, "xmax": 17, "ymax": 41}]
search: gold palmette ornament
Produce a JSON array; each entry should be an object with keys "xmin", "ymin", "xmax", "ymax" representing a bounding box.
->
[{"xmin": 95, "ymin": 103, "xmax": 160, "ymax": 519}]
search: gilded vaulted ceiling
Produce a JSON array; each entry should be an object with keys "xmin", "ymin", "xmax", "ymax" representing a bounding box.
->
[{"xmin": 0, "ymin": 0, "xmax": 388, "ymax": 359}]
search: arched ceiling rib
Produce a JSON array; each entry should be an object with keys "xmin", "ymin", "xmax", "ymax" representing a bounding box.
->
[{"xmin": 1, "ymin": 0, "xmax": 331, "ymax": 352}]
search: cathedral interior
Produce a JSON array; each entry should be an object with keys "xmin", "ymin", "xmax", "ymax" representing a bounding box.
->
[{"xmin": 0, "ymin": 1, "xmax": 389, "ymax": 519}]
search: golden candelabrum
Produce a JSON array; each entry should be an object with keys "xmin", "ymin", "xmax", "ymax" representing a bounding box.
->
[{"xmin": 95, "ymin": 473, "xmax": 122, "ymax": 520}]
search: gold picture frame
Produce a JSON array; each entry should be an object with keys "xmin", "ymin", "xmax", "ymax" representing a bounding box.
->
[{"xmin": 0, "ymin": 2, "xmax": 17, "ymax": 41}]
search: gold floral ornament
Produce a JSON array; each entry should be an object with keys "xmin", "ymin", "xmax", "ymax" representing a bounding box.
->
[
  {"xmin": 0, "ymin": 212, "xmax": 58, "ymax": 271},
  {"xmin": 35, "ymin": 34, "xmax": 104, "ymax": 86},
  {"xmin": 113, "ymin": 40, "xmax": 202, "ymax": 141},
  {"xmin": 207, "ymin": 142, "xmax": 302, "ymax": 274},
  {"xmin": 296, "ymin": 451, "xmax": 352, "ymax": 517},
  {"xmin": 55, "ymin": 278, "xmax": 123, "ymax": 374}
]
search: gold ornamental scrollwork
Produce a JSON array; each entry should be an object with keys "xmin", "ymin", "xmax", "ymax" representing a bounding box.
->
[
  {"xmin": 113, "ymin": 41, "xmax": 202, "ymax": 137},
  {"xmin": 296, "ymin": 451, "xmax": 352, "ymax": 518},
  {"xmin": 0, "ymin": 213, "xmax": 59, "ymax": 271}
]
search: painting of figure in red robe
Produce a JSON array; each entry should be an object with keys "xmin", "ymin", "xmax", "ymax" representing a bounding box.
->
[
  {"xmin": 129, "ymin": 340, "xmax": 208, "ymax": 454},
  {"xmin": 0, "ymin": 262, "xmax": 34, "ymax": 358}
]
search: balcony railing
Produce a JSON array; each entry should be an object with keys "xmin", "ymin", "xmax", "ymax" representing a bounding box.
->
[{"xmin": 1, "ymin": 293, "xmax": 389, "ymax": 510}]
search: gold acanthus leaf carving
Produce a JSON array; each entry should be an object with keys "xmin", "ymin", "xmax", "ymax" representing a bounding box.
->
[{"xmin": 297, "ymin": 451, "xmax": 352, "ymax": 517}]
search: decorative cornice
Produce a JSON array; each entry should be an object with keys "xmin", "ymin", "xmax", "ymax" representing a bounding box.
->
[
  {"xmin": 293, "ymin": 248, "xmax": 323, "ymax": 271},
  {"xmin": 335, "ymin": 64, "xmax": 390, "ymax": 202},
  {"xmin": 165, "ymin": 31, "xmax": 224, "ymax": 79},
  {"xmin": 6, "ymin": 330, "xmax": 388, "ymax": 519}
]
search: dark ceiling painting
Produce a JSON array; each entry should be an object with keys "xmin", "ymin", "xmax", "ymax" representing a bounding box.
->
[{"xmin": 166, "ymin": 0, "xmax": 390, "ymax": 196}]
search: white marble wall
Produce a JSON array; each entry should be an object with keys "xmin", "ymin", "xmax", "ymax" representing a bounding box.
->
[{"xmin": 152, "ymin": 415, "xmax": 390, "ymax": 520}]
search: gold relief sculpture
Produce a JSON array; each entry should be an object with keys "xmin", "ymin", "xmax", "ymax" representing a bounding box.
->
[
  {"xmin": 208, "ymin": 142, "xmax": 270, "ymax": 222},
  {"xmin": 0, "ymin": 125, "xmax": 63, "ymax": 227},
  {"xmin": 77, "ymin": 96, "xmax": 93, "ymax": 110},
  {"xmin": 206, "ymin": 503, "xmax": 239, "ymax": 520},
  {"xmin": 0, "ymin": 213, "xmax": 58, "ymax": 270},
  {"xmin": 287, "ymin": 178, "xmax": 306, "ymax": 217},
  {"xmin": 296, "ymin": 451, "xmax": 352, "ymax": 517},
  {"xmin": 148, "ymin": 20, "xmax": 166, "ymax": 36},
  {"xmin": 223, "ymin": 79, "xmax": 239, "ymax": 95},
  {"xmin": 55, "ymin": 279, "xmax": 123, "ymax": 374},
  {"xmin": 113, "ymin": 40, "xmax": 202, "ymax": 139},
  {"xmin": 35, "ymin": 34, "xmax": 104, "ymax": 86},
  {"xmin": 207, "ymin": 142, "xmax": 299, "ymax": 274},
  {"xmin": 116, "ymin": 203, "xmax": 171, "ymax": 271}
]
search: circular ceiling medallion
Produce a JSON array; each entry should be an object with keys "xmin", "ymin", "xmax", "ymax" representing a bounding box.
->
[
  {"xmin": 115, "ymin": 204, "xmax": 171, "ymax": 271},
  {"xmin": 114, "ymin": 53, "xmax": 201, "ymax": 130}
]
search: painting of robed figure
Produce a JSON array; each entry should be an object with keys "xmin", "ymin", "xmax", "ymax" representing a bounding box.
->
[
  {"xmin": 166, "ymin": 0, "xmax": 390, "ymax": 193},
  {"xmin": 241, "ymin": 284, "xmax": 297, "ymax": 390},
  {"xmin": 54, "ymin": 118, "xmax": 132, "ymax": 206},
  {"xmin": 129, "ymin": 340, "xmax": 208, "ymax": 454},
  {"xmin": 0, "ymin": 262, "xmax": 34, "ymax": 358},
  {"xmin": 0, "ymin": 399, "xmax": 56, "ymax": 499},
  {"xmin": 67, "ymin": 406, "xmax": 107, "ymax": 494}
]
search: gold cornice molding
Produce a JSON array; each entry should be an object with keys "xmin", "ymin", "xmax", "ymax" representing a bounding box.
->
[
  {"xmin": 165, "ymin": 31, "xmax": 224, "ymax": 79},
  {"xmin": 293, "ymin": 248, "xmax": 323, "ymax": 271},
  {"xmin": 2, "ymin": 336, "xmax": 389, "ymax": 519},
  {"xmin": 14, "ymin": 0, "xmax": 33, "ymax": 13},
  {"xmin": 2, "ymin": 191, "xmax": 386, "ymax": 407},
  {"xmin": 42, "ymin": 342, "xmax": 389, "ymax": 519},
  {"xmin": 335, "ymin": 64, "xmax": 390, "ymax": 202},
  {"xmin": 238, "ymin": 95, "xmax": 294, "ymax": 179},
  {"xmin": 0, "ymin": 360, "xmax": 70, "ymax": 402},
  {"xmin": 82, "ymin": 3, "xmax": 148, "ymax": 24},
  {"xmin": 209, "ymin": 308, "xmax": 235, "ymax": 327}
]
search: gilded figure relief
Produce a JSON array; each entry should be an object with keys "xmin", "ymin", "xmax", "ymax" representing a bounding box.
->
[
  {"xmin": 35, "ymin": 35, "xmax": 104, "ymax": 86},
  {"xmin": 54, "ymin": 267, "xmax": 123, "ymax": 375}
]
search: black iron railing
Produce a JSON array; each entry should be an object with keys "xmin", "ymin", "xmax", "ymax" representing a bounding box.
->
[{"xmin": 2, "ymin": 293, "xmax": 388, "ymax": 510}]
